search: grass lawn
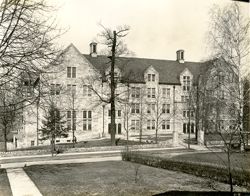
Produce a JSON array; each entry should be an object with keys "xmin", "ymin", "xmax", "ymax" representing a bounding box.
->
[
  {"xmin": 0, "ymin": 169, "xmax": 12, "ymax": 196},
  {"xmin": 171, "ymin": 151, "xmax": 250, "ymax": 170},
  {"xmin": 24, "ymin": 161, "xmax": 247, "ymax": 196}
]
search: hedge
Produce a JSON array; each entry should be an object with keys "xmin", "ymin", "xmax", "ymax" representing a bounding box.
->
[{"xmin": 121, "ymin": 151, "xmax": 250, "ymax": 187}]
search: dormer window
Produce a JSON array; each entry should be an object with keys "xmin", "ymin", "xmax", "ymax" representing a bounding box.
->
[
  {"xmin": 183, "ymin": 76, "xmax": 191, "ymax": 91},
  {"xmin": 148, "ymin": 74, "xmax": 155, "ymax": 82}
]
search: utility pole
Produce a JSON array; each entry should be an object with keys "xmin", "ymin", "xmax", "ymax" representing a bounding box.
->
[
  {"xmin": 110, "ymin": 30, "xmax": 117, "ymax": 146},
  {"xmin": 35, "ymin": 75, "xmax": 40, "ymax": 146}
]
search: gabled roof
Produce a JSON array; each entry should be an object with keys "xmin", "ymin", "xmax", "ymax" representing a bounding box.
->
[{"xmin": 83, "ymin": 54, "xmax": 207, "ymax": 85}]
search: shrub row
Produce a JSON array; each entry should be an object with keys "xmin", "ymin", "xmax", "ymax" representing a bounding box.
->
[
  {"xmin": 0, "ymin": 143, "xmax": 170, "ymax": 157},
  {"xmin": 121, "ymin": 151, "xmax": 250, "ymax": 187}
]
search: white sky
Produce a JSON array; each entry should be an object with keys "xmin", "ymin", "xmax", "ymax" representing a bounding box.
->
[{"xmin": 52, "ymin": 0, "xmax": 249, "ymax": 62}]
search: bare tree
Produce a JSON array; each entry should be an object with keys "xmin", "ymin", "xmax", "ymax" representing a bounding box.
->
[
  {"xmin": 202, "ymin": 4, "xmax": 250, "ymax": 191},
  {"xmin": 198, "ymin": 58, "xmax": 249, "ymax": 193},
  {"xmin": 208, "ymin": 2, "xmax": 250, "ymax": 151},
  {"xmin": 0, "ymin": 0, "xmax": 63, "ymax": 149},
  {"xmin": 84, "ymin": 24, "xmax": 130, "ymax": 146}
]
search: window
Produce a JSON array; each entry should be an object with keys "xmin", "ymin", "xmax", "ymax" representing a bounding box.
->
[
  {"xmin": 67, "ymin": 110, "xmax": 76, "ymax": 131},
  {"xmin": 108, "ymin": 123, "xmax": 122, "ymax": 134},
  {"xmin": 83, "ymin": 110, "xmax": 92, "ymax": 131},
  {"xmin": 131, "ymin": 120, "xmax": 140, "ymax": 130},
  {"xmin": 167, "ymin": 88, "xmax": 170, "ymax": 97},
  {"xmin": 131, "ymin": 103, "xmax": 140, "ymax": 114},
  {"xmin": 117, "ymin": 110, "xmax": 121, "ymax": 117},
  {"xmin": 147, "ymin": 119, "xmax": 155, "ymax": 130},
  {"xmin": 183, "ymin": 76, "xmax": 191, "ymax": 91},
  {"xmin": 162, "ymin": 88, "xmax": 166, "ymax": 98},
  {"xmin": 148, "ymin": 74, "xmax": 151, "ymax": 81},
  {"xmin": 162, "ymin": 88, "xmax": 171, "ymax": 98},
  {"xmin": 162, "ymin": 104, "xmax": 170, "ymax": 114},
  {"xmin": 147, "ymin": 74, "xmax": 155, "ymax": 82},
  {"xmin": 183, "ymin": 123, "xmax": 195, "ymax": 134},
  {"xmin": 183, "ymin": 110, "xmax": 194, "ymax": 118},
  {"xmin": 152, "ymin": 74, "xmax": 155, "ymax": 81},
  {"xmin": 162, "ymin": 120, "xmax": 170, "ymax": 130},
  {"xmin": 181, "ymin": 96, "xmax": 189, "ymax": 102},
  {"xmin": 147, "ymin": 103, "xmax": 155, "ymax": 113},
  {"xmin": 31, "ymin": 140, "xmax": 35, "ymax": 146},
  {"xmin": 67, "ymin": 67, "xmax": 71, "ymax": 78},
  {"xmin": 50, "ymin": 84, "xmax": 55, "ymax": 95},
  {"xmin": 83, "ymin": 85, "xmax": 92, "ymax": 96},
  {"xmin": 147, "ymin": 88, "xmax": 156, "ymax": 98},
  {"xmin": 50, "ymin": 84, "xmax": 60, "ymax": 95},
  {"xmin": 67, "ymin": 67, "xmax": 76, "ymax": 78},
  {"xmin": 131, "ymin": 87, "xmax": 140, "ymax": 98},
  {"xmin": 67, "ymin": 84, "xmax": 76, "ymax": 95}
]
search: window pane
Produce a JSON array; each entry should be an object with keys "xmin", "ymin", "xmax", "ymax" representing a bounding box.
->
[
  {"xmin": 88, "ymin": 111, "xmax": 92, "ymax": 118},
  {"xmin": 73, "ymin": 111, "xmax": 76, "ymax": 118},
  {"xmin": 183, "ymin": 123, "xmax": 186, "ymax": 133},
  {"xmin": 147, "ymin": 88, "xmax": 151, "ymax": 97},
  {"xmin": 67, "ymin": 67, "xmax": 71, "ymax": 78},
  {"xmin": 72, "ymin": 67, "xmax": 76, "ymax": 78},
  {"xmin": 83, "ymin": 111, "xmax": 87, "ymax": 118},
  {"xmin": 148, "ymin": 74, "xmax": 151, "ymax": 81},
  {"xmin": 152, "ymin": 74, "xmax": 155, "ymax": 81},
  {"xmin": 152, "ymin": 88, "xmax": 155, "ymax": 98},
  {"xmin": 118, "ymin": 124, "xmax": 121, "ymax": 134},
  {"xmin": 50, "ymin": 84, "xmax": 55, "ymax": 95},
  {"xmin": 67, "ymin": 111, "xmax": 71, "ymax": 118}
]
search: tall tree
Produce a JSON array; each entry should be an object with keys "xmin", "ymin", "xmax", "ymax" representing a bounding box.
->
[
  {"xmin": 87, "ymin": 25, "xmax": 130, "ymax": 146},
  {"xmin": 0, "ymin": 0, "xmax": 63, "ymax": 147},
  {"xmin": 208, "ymin": 2, "xmax": 250, "ymax": 151}
]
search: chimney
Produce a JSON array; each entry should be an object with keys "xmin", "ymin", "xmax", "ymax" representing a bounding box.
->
[
  {"xmin": 176, "ymin": 50, "xmax": 184, "ymax": 63},
  {"xmin": 90, "ymin": 42, "xmax": 97, "ymax": 57}
]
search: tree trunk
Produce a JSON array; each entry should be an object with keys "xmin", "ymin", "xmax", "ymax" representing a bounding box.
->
[
  {"xmin": 139, "ymin": 126, "xmax": 142, "ymax": 144},
  {"xmin": 155, "ymin": 128, "xmax": 158, "ymax": 144},
  {"xmin": 3, "ymin": 127, "xmax": 7, "ymax": 152},
  {"xmin": 227, "ymin": 149, "xmax": 233, "ymax": 193},
  {"xmin": 110, "ymin": 31, "xmax": 117, "ymax": 146}
]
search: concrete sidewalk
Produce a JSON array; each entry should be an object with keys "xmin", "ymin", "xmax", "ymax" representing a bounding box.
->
[{"xmin": 7, "ymin": 168, "xmax": 42, "ymax": 196}]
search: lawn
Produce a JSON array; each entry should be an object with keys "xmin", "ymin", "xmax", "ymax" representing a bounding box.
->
[
  {"xmin": 0, "ymin": 169, "xmax": 12, "ymax": 196},
  {"xmin": 171, "ymin": 151, "xmax": 250, "ymax": 170},
  {"xmin": 24, "ymin": 161, "xmax": 247, "ymax": 196}
]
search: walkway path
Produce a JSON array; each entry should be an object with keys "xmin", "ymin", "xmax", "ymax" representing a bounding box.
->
[{"xmin": 7, "ymin": 168, "xmax": 42, "ymax": 196}]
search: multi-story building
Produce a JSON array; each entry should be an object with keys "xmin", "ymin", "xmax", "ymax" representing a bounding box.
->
[{"xmin": 7, "ymin": 43, "xmax": 242, "ymax": 149}]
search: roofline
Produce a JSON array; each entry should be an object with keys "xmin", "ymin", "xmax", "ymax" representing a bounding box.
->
[{"xmin": 82, "ymin": 54, "xmax": 203, "ymax": 64}]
